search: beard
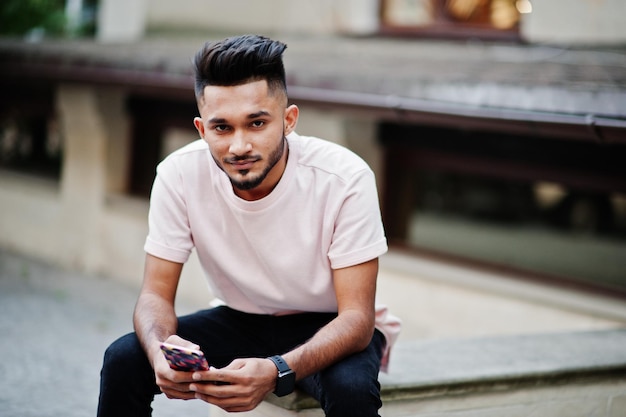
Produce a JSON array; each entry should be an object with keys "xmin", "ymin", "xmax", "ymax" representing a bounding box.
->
[{"xmin": 222, "ymin": 135, "xmax": 287, "ymax": 191}]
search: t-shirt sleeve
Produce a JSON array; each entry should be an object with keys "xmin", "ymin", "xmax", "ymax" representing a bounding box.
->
[
  {"xmin": 143, "ymin": 159, "xmax": 194, "ymax": 264},
  {"xmin": 328, "ymin": 168, "xmax": 388, "ymax": 269}
]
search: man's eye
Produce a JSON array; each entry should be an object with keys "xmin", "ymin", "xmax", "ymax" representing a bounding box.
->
[
  {"xmin": 251, "ymin": 120, "xmax": 265, "ymax": 128},
  {"xmin": 214, "ymin": 125, "xmax": 230, "ymax": 132}
]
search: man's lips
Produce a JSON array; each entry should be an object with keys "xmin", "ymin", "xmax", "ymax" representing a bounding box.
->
[
  {"xmin": 233, "ymin": 161, "xmax": 254, "ymax": 170},
  {"xmin": 225, "ymin": 157, "xmax": 260, "ymax": 171}
]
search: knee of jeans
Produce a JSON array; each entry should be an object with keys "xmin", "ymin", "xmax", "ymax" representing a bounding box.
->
[
  {"xmin": 102, "ymin": 333, "xmax": 145, "ymax": 374},
  {"xmin": 321, "ymin": 381, "xmax": 382, "ymax": 417},
  {"xmin": 334, "ymin": 372, "xmax": 380, "ymax": 397}
]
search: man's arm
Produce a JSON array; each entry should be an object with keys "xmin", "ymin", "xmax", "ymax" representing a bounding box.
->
[
  {"xmin": 283, "ymin": 257, "xmax": 378, "ymax": 378},
  {"xmin": 190, "ymin": 258, "xmax": 379, "ymax": 412},
  {"xmin": 133, "ymin": 253, "xmax": 198, "ymax": 399}
]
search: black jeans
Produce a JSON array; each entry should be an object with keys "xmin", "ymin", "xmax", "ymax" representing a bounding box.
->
[{"xmin": 97, "ymin": 306, "xmax": 385, "ymax": 417}]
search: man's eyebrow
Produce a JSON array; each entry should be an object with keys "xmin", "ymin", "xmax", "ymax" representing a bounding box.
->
[
  {"xmin": 208, "ymin": 117, "xmax": 227, "ymax": 125},
  {"xmin": 207, "ymin": 111, "xmax": 271, "ymax": 125},
  {"xmin": 247, "ymin": 110, "xmax": 271, "ymax": 119}
]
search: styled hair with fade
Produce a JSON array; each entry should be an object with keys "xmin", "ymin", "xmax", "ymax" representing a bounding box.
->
[{"xmin": 193, "ymin": 34, "xmax": 288, "ymax": 100}]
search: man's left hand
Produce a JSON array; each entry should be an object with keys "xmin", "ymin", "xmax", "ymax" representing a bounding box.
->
[{"xmin": 190, "ymin": 357, "xmax": 278, "ymax": 412}]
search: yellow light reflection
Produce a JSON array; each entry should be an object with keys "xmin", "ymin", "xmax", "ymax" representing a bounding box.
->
[{"xmin": 516, "ymin": 0, "xmax": 533, "ymax": 14}]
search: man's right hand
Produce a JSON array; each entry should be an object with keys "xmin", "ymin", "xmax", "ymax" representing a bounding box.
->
[{"xmin": 153, "ymin": 335, "xmax": 201, "ymax": 400}]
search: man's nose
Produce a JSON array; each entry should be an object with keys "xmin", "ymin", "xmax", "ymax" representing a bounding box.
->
[{"xmin": 229, "ymin": 131, "xmax": 252, "ymax": 155}]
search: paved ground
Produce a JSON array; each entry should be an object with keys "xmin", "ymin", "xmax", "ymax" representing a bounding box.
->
[{"xmin": 0, "ymin": 249, "xmax": 208, "ymax": 417}]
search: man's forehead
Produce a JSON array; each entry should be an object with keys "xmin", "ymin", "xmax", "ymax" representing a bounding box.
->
[
  {"xmin": 198, "ymin": 81, "xmax": 285, "ymax": 118},
  {"xmin": 202, "ymin": 77, "xmax": 285, "ymax": 99}
]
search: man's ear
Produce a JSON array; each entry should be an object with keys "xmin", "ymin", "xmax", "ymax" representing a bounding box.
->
[
  {"xmin": 284, "ymin": 104, "xmax": 299, "ymax": 136},
  {"xmin": 193, "ymin": 117, "xmax": 205, "ymax": 138}
]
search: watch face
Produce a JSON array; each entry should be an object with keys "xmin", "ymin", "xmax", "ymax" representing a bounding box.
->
[{"xmin": 275, "ymin": 369, "xmax": 296, "ymax": 397}]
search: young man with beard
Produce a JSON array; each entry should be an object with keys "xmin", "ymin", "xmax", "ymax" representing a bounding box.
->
[{"xmin": 97, "ymin": 34, "xmax": 400, "ymax": 417}]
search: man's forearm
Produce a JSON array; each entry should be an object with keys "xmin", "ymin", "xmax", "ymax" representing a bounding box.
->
[
  {"xmin": 133, "ymin": 292, "xmax": 178, "ymax": 367},
  {"xmin": 283, "ymin": 308, "xmax": 374, "ymax": 380}
]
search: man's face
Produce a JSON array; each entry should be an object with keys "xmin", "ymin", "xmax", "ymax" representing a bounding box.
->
[{"xmin": 194, "ymin": 80, "xmax": 298, "ymax": 200}]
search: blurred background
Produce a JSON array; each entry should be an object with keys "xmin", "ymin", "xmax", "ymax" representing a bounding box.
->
[
  {"xmin": 0, "ymin": 1, "xmax": 625, "ymax": 415},
  {"xmin": 1, "ymin": 0, "xmax": 625, "ymax": 302}
]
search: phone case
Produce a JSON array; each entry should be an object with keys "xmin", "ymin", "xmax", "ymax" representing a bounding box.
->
[{"xmin": 160, "ymin": 342, "xmax": 209, "ymax": 371}]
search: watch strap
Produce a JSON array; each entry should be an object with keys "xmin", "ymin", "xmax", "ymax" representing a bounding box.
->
[{"xmin": 267, "ymin": 355, "xmax": 291, "ymax": 373}]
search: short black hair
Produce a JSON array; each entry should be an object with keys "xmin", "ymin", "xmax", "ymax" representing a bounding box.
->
[{"xmin": 193, "ymin": 34, "xmax": 287, "ymax": 100}]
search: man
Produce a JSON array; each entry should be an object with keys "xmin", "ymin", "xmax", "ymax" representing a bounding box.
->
[{"xmin": 98, "ymin": 34, "xmax": 400, "ymax": 417}]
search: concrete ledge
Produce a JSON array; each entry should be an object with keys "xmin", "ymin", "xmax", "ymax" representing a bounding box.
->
[
  {"xmin": 214, "ymin": 329, "xmax": 626, "ymax": 416},
  {"xmin": 378, "ymin": 329, "xmax": 626, "ymax": 400}
]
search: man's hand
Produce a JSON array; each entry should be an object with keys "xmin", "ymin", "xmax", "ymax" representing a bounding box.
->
[
  {"xmin": 153, "ymin": 335, "xmax": 201, "ymax": 400},
  {"xmin": 189, "ymin": 357, "xmax": 278, "ymax": 412}
]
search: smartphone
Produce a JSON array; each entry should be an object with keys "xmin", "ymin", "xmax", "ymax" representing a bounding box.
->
[{"xmin": 160, "ymin": 342, "xmax": 209, "ymax": 371}]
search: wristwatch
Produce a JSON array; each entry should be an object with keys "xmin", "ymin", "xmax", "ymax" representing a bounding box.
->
[{"xmin": 267, "ymin": 355, "xmax": 296, "ymax": 397}]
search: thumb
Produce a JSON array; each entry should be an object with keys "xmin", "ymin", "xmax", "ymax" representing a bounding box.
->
[{"xmin": 164, "ymin": 335, "xmax": 201, "ymax": 351}]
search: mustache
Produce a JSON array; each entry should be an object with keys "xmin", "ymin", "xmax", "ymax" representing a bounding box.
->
[{"xmin": 224, "ymin": 155, "xmax": 261, "ymax": 164}]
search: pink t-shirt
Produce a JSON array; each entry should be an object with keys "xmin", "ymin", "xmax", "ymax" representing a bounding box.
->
[{"xmin": 145, "ymin": 132, "xmax": 400, "ymax": 367}]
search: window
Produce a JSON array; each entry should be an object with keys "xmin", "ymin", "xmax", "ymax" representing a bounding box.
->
[
  {"xmin": 126, "ymin": 96, "xmax": 198, "ymax": 197},
  {"xmin": 381, "ymin": 0, "xmax": 531, "ymax": 40},
  {"xmin": 0, "ymin": 84, "xmax": 61, "ymax": 180},
  {"xmin": 380, "ymin": 122, "xmax": 626, "ymax": 294}
]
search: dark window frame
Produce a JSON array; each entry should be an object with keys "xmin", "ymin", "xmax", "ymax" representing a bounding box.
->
[
  {"xmin": 126, "ymin": 95, "xmax": 198, "ymax": 197},
  {"xmin": 0, "ymin": 81, "xmax": 61, "ymax": 180}
]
